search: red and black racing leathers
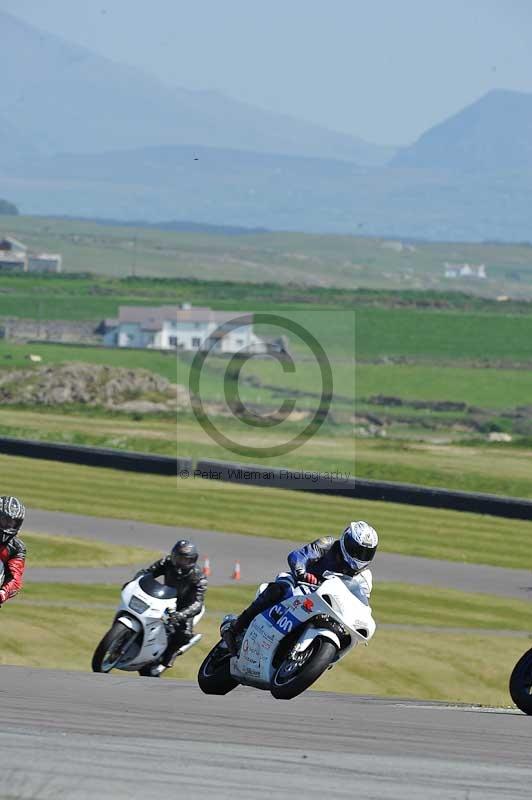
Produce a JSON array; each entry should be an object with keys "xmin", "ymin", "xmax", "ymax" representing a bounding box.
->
[{"xmin": 0, "ymin": 536, "xmax": 26, "ymax": 603}]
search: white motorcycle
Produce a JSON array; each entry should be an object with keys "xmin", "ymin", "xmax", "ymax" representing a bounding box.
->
[
  {"xmin": 198, "ymin": 572, "xmax": 376, "ymax": 700},
  {"xmin": 92, "ymin": 574, "xmax": 204, "ymax": 676}
]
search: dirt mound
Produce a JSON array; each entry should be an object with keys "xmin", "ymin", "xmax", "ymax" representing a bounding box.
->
[{"xmin": 0, "ymin": 363, "xmax": 189, "ymax": 411}]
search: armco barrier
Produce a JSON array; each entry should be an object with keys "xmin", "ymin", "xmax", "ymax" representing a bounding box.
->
[
  {"xmin": 1, "ymin": 436, "xmax": 531, "ymax": 519},
  {"xmin": 195, "ymin": 459, "xmax": 532, "ymax": 521},
  {"xmin": 0, "ymin": 436, "xmax": 190, "ymax": 476}
]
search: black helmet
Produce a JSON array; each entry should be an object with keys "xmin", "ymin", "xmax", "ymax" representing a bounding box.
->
[
  {"xmin": 0, "ymin": 496, "xmax": 25, "ymax": 545},
  {"xmin": 170, "ymin": 540, "xmax": 198, "ymax": 574}
]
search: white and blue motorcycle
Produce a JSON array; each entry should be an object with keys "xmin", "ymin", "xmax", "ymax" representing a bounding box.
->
[
  {"xmin": 198, "ymin": 571, "xmax": 376, "ymax": 700},
  {"xmin": 92, "ymin": 574, "xmax": 204, "ymax": 677}
]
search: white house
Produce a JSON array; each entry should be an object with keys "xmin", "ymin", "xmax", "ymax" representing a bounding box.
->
[
  {"xmin": 102, "ymin": 304, "xmax": 268, "ymax": 353},
  {"xmin": 443, "ymin": 262, "xmax": 487, "ymax": 279}
]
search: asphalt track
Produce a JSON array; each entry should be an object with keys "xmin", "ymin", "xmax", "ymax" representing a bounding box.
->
[
  {"xmin": 0, "ymin": 667, "xmax": 529, "ymax": 800},
  {"xmin": 28, "ymin": 508, "xmax": 532, "ymax": 599}
]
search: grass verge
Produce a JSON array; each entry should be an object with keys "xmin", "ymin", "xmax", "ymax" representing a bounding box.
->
[
  {"xmin": 2, "ymin": 408, "xmax": 532, "ymax": 498},
  {"xmin": 24, "ymin": 532, "xmax": 158, "ymax": 568},
  {"xmin": 5, "ymin": 454, "xmax": 532, "ymax": 569}
]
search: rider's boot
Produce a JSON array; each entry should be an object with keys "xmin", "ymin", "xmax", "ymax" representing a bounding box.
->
[
  {"xmin": 161, "ymin": 626, "xmax": 192, "ymax": 668},
  {"xmin": 161, "ymin": 649, "xmax": 182, "ymax": 669},
  {"xmin": 222, "ymin": 582, "xmax": 286, "ymax": 655},
  {"xmin": 138, "ymin": 664, "xmax": 164, "ymax": 677}
]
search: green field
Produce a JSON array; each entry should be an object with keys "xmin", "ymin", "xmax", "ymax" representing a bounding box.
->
[
  {"xmin": 5, "ymin": 453, "xmax": 532, "ymax": 569},
  {"xmin": 3, "ymin": 214, "xmax": 532, "ymax": 296},
  {"xmin": 1, "ymin": 409, "xmax": 531, "ymax": 498},
  {"xmin": 0, "ymin": 340, "xmax": 179, "ymax": 381},
  {"xmin": 4, "ymin": 581, "xmax": 528, "ymax": 706},
  {"xmin": 25, "ymin": 531, "xmax": 157, "ymax": 567},
  {"xmin": 2, "ymin": 268, "xmax": 532, "ymax": 455},
  {"xmin": 3, "ymin": 273, "xmax": 532, "ymax": 362},
  {"xmin": 2, "ymin": 238, "xmax": 532, "ymax": 499},
  {"xmin": 2, "ymin": 338, "xmax": 532, "ymax": 409}
]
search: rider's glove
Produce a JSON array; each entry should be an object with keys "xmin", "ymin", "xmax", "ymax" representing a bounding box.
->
[
  {"xmin": 0, "ymin": 590, "xmax": 7, "ymax": 605},
  {"xmin": 301, "ymin": 572, "xmax": 319, "ymax": 585},
  {"xmin": 168, "ymin": 610, "xmax": 186, "ymax": 627}
]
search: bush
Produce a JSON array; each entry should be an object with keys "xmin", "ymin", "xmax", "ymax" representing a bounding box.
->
[
  {"xmin": 478, "ymin": 417, "xmax": 514, "ymax": 434},
  {"xmin": 0, "ymin": 199, "xmax": 19, "ymax": 215}
]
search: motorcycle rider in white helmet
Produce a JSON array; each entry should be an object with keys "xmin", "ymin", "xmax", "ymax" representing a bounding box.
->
[{"xmin": 223, "ymin": 520, "xmax": 378, "ymax": 654}]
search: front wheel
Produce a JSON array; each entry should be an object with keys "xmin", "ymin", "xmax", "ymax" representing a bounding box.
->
[
  {"xmin": 197, "ymin": 640, "xmax": 238, "ymax": 695},
  {"xmin": 271, "ymin": 636, "xmax": 337, "ymax": 700},
  {"xmin": 92, "ymin": 621, "xmax": 137, "ymax": 673},
  {"xmin": 509, "ymin": 648, "xmax": 532, "ymax": 714}
]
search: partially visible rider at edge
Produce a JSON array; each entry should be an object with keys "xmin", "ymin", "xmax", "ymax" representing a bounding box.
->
[
  {"xmin": 0, "ymin": 496, "xmax": 26, "ymax": 606},
  {"xmin": 136, "ymin": 539, "xmax": 207, "ymax": 675},
  {"xmin": 222, "ymin": 520, "xmax": 378, "ymax": 654}
]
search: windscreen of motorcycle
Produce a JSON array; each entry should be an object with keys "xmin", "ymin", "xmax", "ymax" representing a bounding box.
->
[{"xmin": 339, "ymin": 575, "xmax": 370, "ymax": 606}]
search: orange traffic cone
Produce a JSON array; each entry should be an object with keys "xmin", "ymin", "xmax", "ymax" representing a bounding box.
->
[
  {"xmin": 232, "ymin": 560, "xmax": 241, "ymax": 581},
  {"xmin": 203, "ymin": 556, "xmax": 211, "ymax": 577}
]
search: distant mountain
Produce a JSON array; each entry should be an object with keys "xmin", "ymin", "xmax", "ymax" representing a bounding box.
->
[
  {"xmin": 392, "ymin": 90, "xmax": 532, "ymax": 171},
  {"xmin": 2, "ymin": 10, "xmax": 530, "ymax": 242},
  {"xmin": 4, "ymin": 142, "xmax": 532, "ymax": 241},
  {"xmin": 57, "ymin": 215, "xmax": 269, "ymax": 236},
  {"xmin": 0, "ymin": 11, "xmax": 393, "ymax": 167}
]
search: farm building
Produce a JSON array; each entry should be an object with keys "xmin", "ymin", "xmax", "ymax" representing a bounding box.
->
[
  {"xmin": 27, "ymin": 253, "xmax": 63, "ymax": 272},
  {"xmin": 101, "ymin": 304, "xmax": 268, "ymax": 353},
  {"xmin": 444, "ymin": 262, "xmax": 487, "ymax": 279},
  {"xmin": 0, "ymin": 236, "xmax": 27, "ymax": 270},
  {"xmin": 0, "ymin": 235, "xmax": 62, "ymax": 272}
]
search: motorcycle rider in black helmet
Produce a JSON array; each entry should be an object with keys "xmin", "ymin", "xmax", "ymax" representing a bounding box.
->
[{"xmin": 135, "ymin": 539, "xmax": 207, "ymax": 676}]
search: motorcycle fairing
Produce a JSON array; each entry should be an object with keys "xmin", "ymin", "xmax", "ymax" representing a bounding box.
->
[{"xmin": 231, "ymin": 574, "xmax": 376, "ymax": 689}]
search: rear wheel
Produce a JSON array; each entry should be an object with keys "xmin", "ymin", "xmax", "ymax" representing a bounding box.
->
[
  {"xmin": 271, "ymin": 637, "xmax": 337, "ymax": 700},
  {"xmin": 92, "ymin": 622, "xmax": 136, "ymax": 673},
  {"xmin": 197, "ymin": 641, "xmax": 238, "ymax": 695},
  {"xmin": 509, "ymin": 648, "xmax": 532, "ymax": 714}
]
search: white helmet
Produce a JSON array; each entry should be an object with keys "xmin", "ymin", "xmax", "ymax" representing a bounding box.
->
[{"xmin": 340, "ymin": 521, "xmax": 378, "ymax": 572}]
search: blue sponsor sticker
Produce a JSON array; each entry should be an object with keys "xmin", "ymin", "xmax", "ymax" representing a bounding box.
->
[{"xmin": 261, "ymin": 606, "xmax": 301, "ymax": 635}]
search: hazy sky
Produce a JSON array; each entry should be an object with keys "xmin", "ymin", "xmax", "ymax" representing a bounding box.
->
[{"xmin": 2, "ymin": 0, "xmax": 531, "ymax": 145}]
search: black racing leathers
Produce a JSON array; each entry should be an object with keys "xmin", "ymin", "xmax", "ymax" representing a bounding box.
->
[
  {"xmin": 139, "ymin": 557, "xmax": 207, "ymax": 620},
  {"xmin": 137, "ymin": 557, "xmax": 207, "ymax": 667}
]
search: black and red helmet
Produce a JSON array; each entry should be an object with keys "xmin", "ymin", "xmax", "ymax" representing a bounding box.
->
[{"xmin": 0, "ymin": 496, "xmax": 25, "ymax": 545}]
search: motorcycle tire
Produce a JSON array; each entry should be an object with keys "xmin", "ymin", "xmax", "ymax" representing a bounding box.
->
[
  {"xmin": 92, "ymin": 621, "xmax": 136, "ymax": 673},
  {"xmin": 197, "ymin": 640, "xmax": 238, "ymax": 695},
  {"xmin": 509, "ymin": 647, "xmax": 532, "ymax": 715},
  {"xmin": 271, "ymin": 636, "xmax": 337, "ymax": 700}
]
